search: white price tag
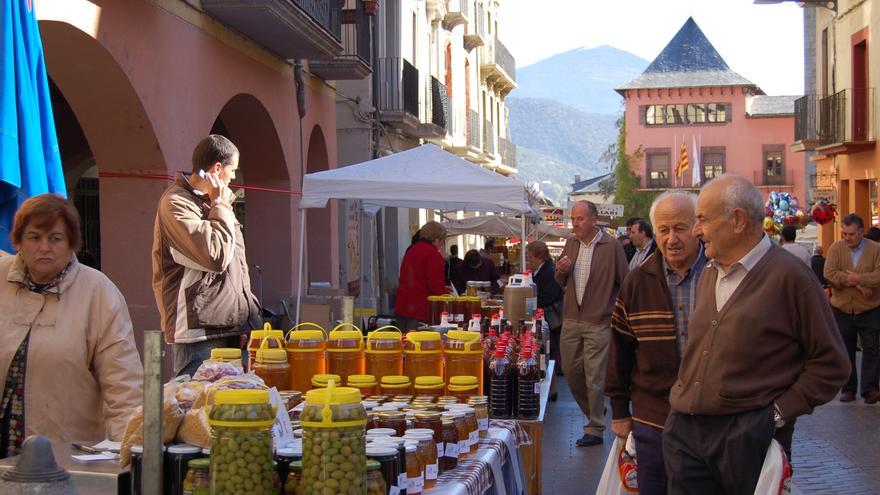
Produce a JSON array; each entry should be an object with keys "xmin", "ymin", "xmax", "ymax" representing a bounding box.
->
[
  {"xmin": 268, "ymin": 387, "xmax": 295, "ymax": 449},
  {"xmin": 408, "ymin": 475, "xmax": 424, "ymax": 493},
  {"xmin": 534, "ymin": 382, "xmax": 541, "ymax": 395},
  {"xmin": 478, "ymin": 418, "xmax": 489, "ymax": 431},
  {"xmin": 398, "ymin": 473, "xmax": 408, "ymax": 489},
  {"xmin": 389, "ymin": 487, "xmax": 401, "ymax": 495},
  {"xmin": 444, "ymin": 442, "xmax": 460, "ymax": 458},
  {"xmin": 436, "ymin": 443, "xmax": 444, "ymax": 459},
  {"xmin": 469, "ymin": 431, "xmax": 478, "ymax": 446},
  {"xmin": 426, "ymin": 463, "xmax": 439, "ymax": 480},
  {"xmin": 459, "ymin": 440, "xmax": 468, "ymax": 454}
]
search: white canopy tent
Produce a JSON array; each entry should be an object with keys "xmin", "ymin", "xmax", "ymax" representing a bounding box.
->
[
  {"xmin": 296, "ymin": 144, "xmax": 538, "ymax": 324},
  {"xmin": 441, "ymin": 214, "xmax": 570, "ymax": 239}
]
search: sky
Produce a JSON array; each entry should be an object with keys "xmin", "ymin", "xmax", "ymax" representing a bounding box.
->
[{"xmin": 502, "ymin": 0, "xmax": 807, "ymax": 96}]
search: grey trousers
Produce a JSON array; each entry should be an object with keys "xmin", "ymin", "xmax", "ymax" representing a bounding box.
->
[{"xmin": 560, "ymin": 319, "xmax": 611, "ymax": 436}]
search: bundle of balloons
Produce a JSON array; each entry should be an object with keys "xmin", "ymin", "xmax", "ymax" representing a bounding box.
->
[
  {"xmin": 810, "ymin": 198, "xmax": 838, "ymax": 225},
  {"xmin": 763, "ymin": 191, "xmax": 809, "ymax": 236}
]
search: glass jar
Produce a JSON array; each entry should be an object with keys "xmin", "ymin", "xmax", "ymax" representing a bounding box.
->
[
  {"xmin": 447, "ymin": 376, "xmax": 479, "ymax": 403},
  {"xmin": 403, "ymin": 433, "xmax": 437, "ymax": 489},
  {"xmin": 441, "ymin": 411, "xmax": 469, "ymax": 460},
  {"xmin": 412, "ymin": 412, "xmax": 443, "ymax": 452},
  {"xmin": 376, "ymin": 411, "xmax": 407, "ymax": 437},
  {"xmin": 252, "ymin": 342, "xmax": 291, "ymax": 391},
  {"xmin": 446, "ymin": 405, "xmax": 479, "ymax": 453},
  {"xmin": 366, "ymin": 395, "xmax": 389, "ymax": 404},
  {"xmin": 311, "ymin": 373, "xmax": 342, "ymax": 389},
  {"xmin": 440, "ymin": 419, "xmax": 459, "ymax": 472},
  {"xmin": 165, "ymin": 444, "xmax": 202, "ymax": 495},
  {"xmin": 467, "ymin": 398, "xmax": 490, "ymax": 439},
  {"xmin": 209, "ymin": 348, "xmax": 244, "ymax": 371},
  {"xmin": 404, "ymin": 442, "xmax": 423, "ymax": 494},
  {"xmin": 366, "ymin": 445, "xmax": 400, "ymax": 495},
  {"xmin": 286, "ymin": 323, "xmax": 327, "ymax": 394},
  {"xmin": 182, "ymin": 457, "xmax": 210, "ymax": 495},
  {"xmin": 207, "ymin": 390, "xmax": 276, "ymax": 495},
  {"xmin": 301, "ymin": 383, "xmax": 368, "ymax": 495},
  {"xmin": 370, "ymin": 437, "xmax": 407, "ymax": 494},
  {"xmin": 380, "ymin": 375, "xmax": 412, "ymax": 396},
  {"xmin": 347, "ymin": 374, "xmax": 378, "ymax": 398},
  {"xmin": 275, "ymin": 445, "xmax": 302, "ymax": 491},
  {"xmin": 247, "ymin": 323, "xmax": 286, "ymax": 370},
  {"xmin": 465, "ymin": 297, "xmax": 482, "ymax": 320},
  {"xmin": 284, "ymin": 460, "xmax": 302, "ymax": 495},
  {"xmin": 451, "ymin": 296, "xmax": 467, "ymax": 325},
  {"xmin": 391, "ymin": 396, "xmax": 413, "ymax": 405},
  {"xmin": 365, "ymin": 326, "xmax": 404, "ymax": 379},
  {"xmin": 427, "ymin": 296, "xmax": 443, "ymax": 325},
  {"xmin": 444, "ymin": 331, "xmax": 484, "ymax": 395},
  {"xmin": 404, "ymin": 332, "xmax": 444, "ymax": 384},
  {"xmin": 413, "ymin": 376, "xmax": 444, "ymax": 398},
  {"xmin": 326, "ymin": 324, "xmax": 365, "ymax": 385},
  {"xmin": 366, "ymin": 459, "xmax": 388, "ymax": 495}
]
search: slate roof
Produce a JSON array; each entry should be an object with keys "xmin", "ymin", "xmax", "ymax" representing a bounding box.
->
[
  {"xmin": 616, "ymin": 17, "xmax": 755, "ymax": 93},
  {"xmin": 571, "ymin": 173, "xmax": 615, "ymax": 195},
  {"xmin": 746, "ymin": 95, "xmax": 798, "ymax": 116}
]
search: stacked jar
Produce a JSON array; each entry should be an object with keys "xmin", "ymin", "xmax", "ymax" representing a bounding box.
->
[
  {"xmin": 347, "ymin": 374, "xmax": 378, "ymax": 398},
  {"xmin": 413, "ymin": 376, "xmax": 444, "ymax": 399},
  {"xmin": 467, "ymin": 397, "xmax": 490, "ymax": 439},
  {"xmin": 444, "ymin": 331, "xmax": 484, "ymax": 395},
  {"xmin": 447, "ymin": 376, "xmax": 480, "ymax": 402},
  {"xmin": 209, "ymin": 348, "xmax": 244, "ymax": 370},
  {"xmin": 380, "ymin": 375, "xmax": 412, "ymax": 396},
  {"xmin": 247, "ymin": 323, "xmax": 286, "ymax": 371},
  {"xmin": 252, "ymin": 338, "xmax": 291, "ymax": 391},
  {"xmin": 403, "ymin": 433, "xmax": 438, "ymax": 489},
  {"xmin": 286, "ymin": 322, "xmax": 327, "ymax": 394},
  {"xmin": 300, "ymin": 381, "xmax": 368, "ymax": 495},
  {"xmin": 207, "ymin": 389, "xmax": 276, "ymax": 494},
  {"xmin": 326, "ymin": 324, "xmax": 365, "ymax": 385},
  {"xmin": 311, "ymin": 374, "xmax": 342, "ymax": 390},
  {"xmin": 365, "ymin": 444, "xmax": 400, "ymax": 495},
  {"xmin": 404, "ymin": 332, "xmax": 444, "ymax": 385},
  {"xmin": 446, "ymin": 405, "xmax": 479, "ymax": 454},
  {"xmin": 365, "ymin": 326, "xmax": 404, "ymax": 379}
]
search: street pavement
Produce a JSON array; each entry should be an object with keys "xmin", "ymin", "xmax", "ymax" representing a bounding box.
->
[{"xmin": 542, "ymin": 369, "xmax": 880, "ymax": 494}]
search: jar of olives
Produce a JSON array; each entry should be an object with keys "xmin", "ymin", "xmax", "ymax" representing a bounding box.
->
[
  {"xmin": 207, "ymin": 389, "xmax": 277, "ymax": 495},
  {"xmin": 366, "ymin": 459, "xmax": 387, "ymax": 495},
  {"xmin": 301, "ymin": 382, "xmax": 368, "ymax": 495}
]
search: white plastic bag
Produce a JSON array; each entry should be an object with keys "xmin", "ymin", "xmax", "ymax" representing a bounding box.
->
[
  {"xmin": 753, "ymin": 439, "xmax": 792, "ymax": 495},
  {"xmin": 595, "ymin": 433, "xmax": 638, "ymax": 495}
]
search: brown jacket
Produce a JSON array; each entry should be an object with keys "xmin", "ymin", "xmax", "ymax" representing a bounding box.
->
[
  {"xmin": 554, "ymin": 231, "xmax": 628, "ymax": 326},
  {"xmin": 0, "ymin": 254, "xmax": 143, "ymax": 442},
  {"xmin": 824, "ymin": 238, "xmax": 880, "ymax": 314},
  {"xmin": 670, "ymin": 246, "xmax": 849, "ymax": 420},
  {"xmin": 152, "ymin": 174, "xmax": 261, "ymax": 344}
]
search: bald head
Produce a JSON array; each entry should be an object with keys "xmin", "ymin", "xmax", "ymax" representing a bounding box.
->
[
  {"xmin": 694, "ymin": 174, "xmax": 765, "ymax": 267},
  {"xmin": 570, "ymin": 200, "xmax": 599, "ymax": 242},
  {"xmin": 650, "ymin": 192, "xmax": 699, "ymax": 273}
]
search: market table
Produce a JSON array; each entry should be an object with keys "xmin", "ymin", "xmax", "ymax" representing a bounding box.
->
[{"xmin": 425, "ymin": 426, "xmax": 527, "ymax": 495}]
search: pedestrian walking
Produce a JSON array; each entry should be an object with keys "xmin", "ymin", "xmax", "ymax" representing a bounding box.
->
[
  {"xmin": 152, "ymin": 135, "xmax": 261, "ymax": 378},
  {"xmin": 555, "ymin": 200, "xmax": 628, "ymax": 447},
  {"xmin": 606, "ymin": 191, "xmax": 706, "ymax": 495},
  {"xmin": 627, "ymin": 218, "xmax": 656, "ymax": 270},
  {"xmin": 664, "ymin": 174, "xmax": 849, "ymax": 493},
  {"xmin": 824, "ymin": 213, "xmax": 880, "ymax": 404}
]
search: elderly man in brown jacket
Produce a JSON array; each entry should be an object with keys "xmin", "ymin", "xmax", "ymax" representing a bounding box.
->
[
  {"xmin": 664, "ymin": 175, "xmax": 849, "ymax": 494},
  {"xmin": 555, "ymin": 200, "xmax": 628, "ymax": 447},
  {"xmin": 824, "ymin": 213, "xmax": 880, "ymax": 404}
]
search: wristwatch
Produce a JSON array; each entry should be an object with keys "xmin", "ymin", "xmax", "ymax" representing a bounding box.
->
[{"xmin": 773, "ymin": 404, "xmax": 786, "ymax": 429}]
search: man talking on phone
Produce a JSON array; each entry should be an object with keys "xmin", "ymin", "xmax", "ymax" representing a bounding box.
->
[{"xmin": 152, "ymin": 135, "xmax": 261, "ymax": 377}]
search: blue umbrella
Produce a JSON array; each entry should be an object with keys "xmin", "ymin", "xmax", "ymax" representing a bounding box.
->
[{"xmin": 0, "ymin": 0, "xmax": 66, "ymax": 253}]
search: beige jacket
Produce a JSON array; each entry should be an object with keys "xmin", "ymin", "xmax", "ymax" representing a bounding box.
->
[
  {"xmin": 0, "ymin": 254, "xmax": 143, "ymax": 443},
  {"xmin": 825, "ymin": 238, "xmax": 880, "ymax": 314}
]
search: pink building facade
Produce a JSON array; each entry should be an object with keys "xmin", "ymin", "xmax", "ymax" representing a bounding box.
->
[{"xmin": 618, "ymin": 18, "xmax": 805, "ymax": 202}]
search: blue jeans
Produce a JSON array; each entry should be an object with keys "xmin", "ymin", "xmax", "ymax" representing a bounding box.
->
[
  {"xmin": 173, "ymin": 336, "xmax": 243, "ymax": 378},
  {"xmin": 632, "ymin": 421, "xmax": 667, "ymax": 495}
]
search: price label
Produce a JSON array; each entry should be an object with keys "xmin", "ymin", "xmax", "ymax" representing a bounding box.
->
[
  {"xmin": 534, "ymin": 382, "xmax": 542, "ymax": 395},
  {"xmin": 470, "ymin": 431, "xmax": 478, "ymax": 446},
  {"xmin": 444, "ymin": 442, "xmax": 460, "ymax": 458},
  {"xmin": 459, "ymin": 440, "xmax": 468, "ymax": 454},
  {"xmin": 389, "ymin": 487, "xmax": 401, "ymax": 495},
  {"xmin": 436, "ymin": 443, "xmax": 444, "ymax": 459},
  {"xmin": 408, "ymin": 474, "xmax": 424, "ymax": 493},
  {"xmin": 478, "ymin": 418, "xmax": 489, "ymax": 431},
  {"xmin": 426, "ymin": 463, "xmax": 439, "ymax": 480},
  {"xmin": 398, "ymin": 473, "xmax": 408, "ymax": 489}
]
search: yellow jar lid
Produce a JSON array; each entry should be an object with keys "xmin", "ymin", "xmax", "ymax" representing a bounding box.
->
[
  {"xmin": 347, "ymin": 374, "xmax": 377, "ymax": 386},
  {"xmin": 414, "ymin": 376, "xmax": 444, "ymax": 387},
  {"xmin": 438, "ymin": 295, "xmax": 454, "ymax": 301},
  {"xmin": 311, "ymin": 374, "xmax": 342, "ymax": 387},
  {"xmin": 427, "ymin": 295, "xmax": 441, "ymax": 301},
  {"xmin": 304, "ymin": 386, "xmax": 362, "ymax": 406},
  {"xmin": 214, "ymin": 389, "xmax": 270, "ymax": 405},
  {"xmin": 367, "ymin": 330, "xmax": 402, "ymax": 341},
  {"xmin": 447, "ymin": 331, "xmax": 480, "ymax": 342},
  {"xmin": 406, "ymin": 331, "xmax": 441, "ymax": 342},
  {"xmin": 210, "ymin": 348, "xmax": 242, "ymax": 360},
  {"xmin": 380, "ymin": 375, "xmax": 411, "ymax": 385},
  {"xmin": 449, "ymin": 376, "xmax": 479, "ymax": 386},
  {"xmin": 329, "ymin": 330, "xmax": 363, "ymax": 340},
  {"xmin": 255, "ymin": 348, "xmax": 287, "ymax": 363},
  {"xmin": 288, "ymin": 330, "xmax": 325, "ymax": 340},
  {"xmin": 250, "ymin": 329, "xmax": 285, "ymax": 340}
]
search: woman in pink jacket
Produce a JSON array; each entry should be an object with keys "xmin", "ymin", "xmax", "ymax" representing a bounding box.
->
[{"xmin": 0, "ymin": 194, "xmax": 143, "ymax": 456}]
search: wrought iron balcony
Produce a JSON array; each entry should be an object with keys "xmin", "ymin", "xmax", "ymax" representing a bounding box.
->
[
  {"xmin": 468, "ymin": 109, "xmax": 481, "ymax": 150},
  {"xmin": 443, "ymin": 0, "xmax": 468, "ymax": 30},
  {"xmin": 480, "ymin": 36, "xmax": 516, "ymax": 93},
  {"xmin": 310, "ymin": 0, "xmax": 371, "ymax": 80},
  {"xmin": 795, "ymin": 88, "xmax": 875, "ymax": 155},
  {"xmin": 483, "ymin": 120, "xmax": 496, "ymax": 155},
  {"xmin": 463, "ymin": 1, "xmax": 485, "ymax": 51},
  {"xmin": 376, "ymin": 58, "xmax": 420, "ymax": 125},
  {"xmin": 498, "ymin": 136, "xmax": 517, "ymax": 169},
  {"xmin": 429, "ymin": 76, "xmax": 450, "ymax": 130},
  {"xmin": 202, "ymin": 0, "xmax": 343, "ymax": 59}
]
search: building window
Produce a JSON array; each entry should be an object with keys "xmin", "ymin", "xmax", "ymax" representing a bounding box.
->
[
  {"xmin": 646, "ymin": 105, "xmax": 665, "ymax": 125},
  {"xmin": 687, "ymin": 104, "xmax": 706, "ymax": 123},
  {"xmin": 701, "ymin": 147, "xmax": 725, "ymax": 184},
  {"xmin": 646, "ymin": 149, "xmax": 671, "ymax": 188},
  {"xmin": 707, "ymin": 103, "xmax": 727, "ymax": 123},
  {"xmin": 764, "ymin": 145, "xmax": 785, "ymax": 185},
  {"xmin": 666, "ymin": 104, "xmax": 686, "ymax": 125}
]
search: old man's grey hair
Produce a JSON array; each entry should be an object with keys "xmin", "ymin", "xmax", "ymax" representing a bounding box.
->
[
  {"xmin": 649, "ymin": 191, "xmax": 698, "ymax": 226},
  {"xmin": 704, "ymin": 173, "xmax": 765, "ymax": 230}
]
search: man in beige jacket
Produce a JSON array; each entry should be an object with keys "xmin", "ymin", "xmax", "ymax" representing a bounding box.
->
[
  {"xmin": 824, "ymin": 213, "xmax": 880, "ymax": 403},
  {"xmin": 152, "ymin": 135, "xmax": 261, "ymax": 377}
]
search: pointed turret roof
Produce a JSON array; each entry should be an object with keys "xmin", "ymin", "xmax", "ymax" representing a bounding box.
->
[{"xmin": 616, "ymin": 17, "xmax": 755, "ymax": 93}]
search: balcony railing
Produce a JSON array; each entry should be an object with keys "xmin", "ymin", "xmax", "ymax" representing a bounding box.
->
[
  {"xmin": 203, "ymin": 0, "xmax": 343, "ymax": 59},
  {"xmin": 494, "ymin": 38, "xmax": 516, "ymax": 83},
  {"xmin": 443, "ymin": 0, "xmax": 468, "ymax": 29},
  {"xmin": 430, "ymin": 77, "xmax": 450, "ymax": 129},
  {"xmin": 309, "ymin": 0, "xmax": 371, "ymax": 80},
  {"xmin": 468, "ymin": 109, "xmax": 481, "ymax": 149},
  {"xmin": 480, "ymin": 35, "xmax": 516, "ymax": 90},
  {"xmin": 376, "ymin": 58, "xmax": 419, "ymax": 119},
  {"xmin": 463, "ymin": 2, "xmax": 485, "ymax": 50},
  {"xmin": 498, "ymin": 136, "xmax": 517, "ymax": 169},
  {"xmin": 794, "ymin": 88, "xmax": 875, "ymax": 153},
  {"xmin": 483, "ymin": 120, "xmax": 496, "ymax": 155},
  {"xmin": 753, "ymin": 168, "xmax": 794, "ymax": 188}
]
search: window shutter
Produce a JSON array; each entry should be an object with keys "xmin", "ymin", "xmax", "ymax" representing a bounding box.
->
[
  {"xmin": 725, "ymin": 102, "xmax": 732, "ymax": 122},
  {"xmin": 639, "ymin": 106, "xmax": 647, "ymax": 125}
]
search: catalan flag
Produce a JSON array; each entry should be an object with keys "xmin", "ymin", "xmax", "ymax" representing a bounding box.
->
[{"xmin": 675, "ymin": 138, "xmax": 689, "ymax": 178}]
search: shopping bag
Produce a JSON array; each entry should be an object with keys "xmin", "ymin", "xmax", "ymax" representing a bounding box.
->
[
  {"xmin": 753, "ymin": 439, "xmax": 792, "ymax": 495},
  {"xmin": 595, "ymin": 433, "xmax": 638, "ymax": 495}
]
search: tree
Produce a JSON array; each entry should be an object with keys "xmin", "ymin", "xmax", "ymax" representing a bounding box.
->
[{"xmin": 601, "ymin": 116, "xmax": 659, "ymax": 220}]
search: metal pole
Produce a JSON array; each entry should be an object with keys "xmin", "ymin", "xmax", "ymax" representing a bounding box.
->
[
  {"xmin": 142, "ymin": 331, "xmax": 164, "ymax": 495},
  {"xmin": 296, "ymin": 208, "xmax": 306, "ymax": 326},
  {"xmin": 520, "ymin": 215, "xmax": 527, "ymax": 272}
]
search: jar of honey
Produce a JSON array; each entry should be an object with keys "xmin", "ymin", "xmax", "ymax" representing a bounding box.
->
[
  {"xmin": 247, "ymin": 323, "xmax": 286, "ymax": 370},
  {"xmin": 404, "ymin": 332, "xmax": 443, "ymax": 384},
  {"xmin": 451, "ymin": 297, "xmax": 467, "ymax": 325},
  {"xmin": 251, "ymin": 338, "xmax": 291, "ymax": 391},
  {"xmin": 310, "ymin": 373, "xmax": 341, "ymax": 389},
  {"xmin": 413, "ymin": 376, "xmax": 444, "ymax": 398},
  {"xmin": 444, "ymin": 331, "xmax": 484, "ymax": 395},
  {"xmin": 447, "ymin": 376, "xmax": 479, "ymax": 402},
  {"xmin": 286, "ymin": 322, "xmax": 326, "ymax": 394},
  {"xmin": 427, "ymin": 296, "xmax": 443, "ymax": 325},
  {"xmin": 347, "ymin": 374, "xmax": 377, "ymax": 398},
  {"xmin": 365, "ymin": 326, "xmax": 404, "ymax": 379},
  {"xmin": 380, "ymin": 375, "xmax": 412, "ymax": 396},
  {"xmin": 326, "ymin": 323, "xmax": 365, "ymax": 385}
]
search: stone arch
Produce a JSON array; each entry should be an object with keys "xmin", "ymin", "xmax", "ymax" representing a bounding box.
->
[
  {"xmin": 306, "ymin": 125, "xmax": 333, "ymax": 285},
  {"xmin": 211, "ymin": 94, "xmax": 293, "ymax": 313}
]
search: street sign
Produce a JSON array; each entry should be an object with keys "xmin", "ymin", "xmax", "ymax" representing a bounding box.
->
[{"xmin": 598, "ymin": 204, "xmax": 624, "ymax": 217}]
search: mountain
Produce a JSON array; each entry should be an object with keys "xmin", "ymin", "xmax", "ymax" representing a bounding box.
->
[{"xmin": 514, "ymin": 45, "xmax": 649, "ymax": 115}]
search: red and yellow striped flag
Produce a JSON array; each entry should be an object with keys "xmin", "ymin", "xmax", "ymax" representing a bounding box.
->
[{"xmin": 676, "ymin": 138, "xmax": 689, "ymax": 178}]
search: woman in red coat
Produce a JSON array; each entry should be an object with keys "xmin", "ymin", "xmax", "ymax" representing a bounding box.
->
[{"xmin": 395, "ymin": 221, "xmax": 449, "ymax": 329}]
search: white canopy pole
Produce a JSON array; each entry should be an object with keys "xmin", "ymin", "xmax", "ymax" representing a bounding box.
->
[
  {"xmin": 295, "ymin": 208, "xmax": 306, "ymax": 326},
  {"xmin": 520, "ymin": 216, "xmax": 527, "ymax": 272}
]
